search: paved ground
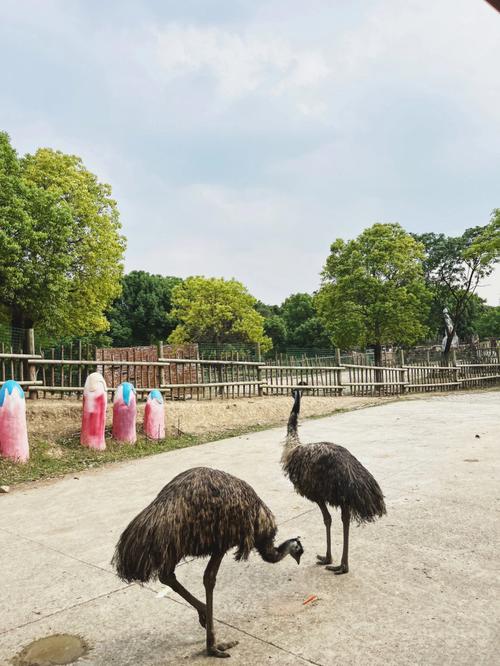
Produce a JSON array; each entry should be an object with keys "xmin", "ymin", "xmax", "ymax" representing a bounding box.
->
[{"xmin": 0, "ymin": 392, "xmax": 499, "ymax": 666}]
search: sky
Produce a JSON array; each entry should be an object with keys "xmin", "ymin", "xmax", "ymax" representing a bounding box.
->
[{"xmin": 1, "ymin": 0, "xmax": 499, "ymax": 306}]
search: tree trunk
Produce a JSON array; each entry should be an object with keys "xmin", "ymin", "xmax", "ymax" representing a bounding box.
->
[
  {"xmin": 442, "ymin": 327, "xmax": 456, "ymax": 366},
  {"xmin": 374, "ymin": 342, "xmax": 383, "ymax": 389}
]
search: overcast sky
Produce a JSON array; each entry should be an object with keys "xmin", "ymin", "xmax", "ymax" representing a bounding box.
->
[{"xmin": 1, "ymin": 0, "xmax": 499, "ymax": 305}]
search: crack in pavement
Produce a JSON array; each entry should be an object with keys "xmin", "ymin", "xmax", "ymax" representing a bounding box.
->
[
  {"xmin": 143, "ymin": 585, "xmax": 325, "ymax": 666},
  {"xmin": 0, "ymin": 584, "xmax": 132, "ymax": 638}
]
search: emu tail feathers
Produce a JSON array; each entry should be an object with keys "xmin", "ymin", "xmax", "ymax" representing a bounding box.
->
[
  {"xmin": 112, "ymin": 502, "xmax": 175, "ymax": 583},
  {"xmin": 349, "ymin": 470, "xmax": 387, "ymax": 524}
]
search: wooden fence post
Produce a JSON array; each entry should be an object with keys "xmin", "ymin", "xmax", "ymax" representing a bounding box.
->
[
  {"xmin": 26, "ymin": 329, "xmax": 38, "ymax": 399},
  {"xmin": 157, "ymin": 341, "xmax": 164, "ymax": 389},
  {"xmin": 451, "ymin": 349, "xmax": 458, "ymax": 388},
  {"xmin": 399, "ymin": 349, "xmax": 406, "ymax": 393}
]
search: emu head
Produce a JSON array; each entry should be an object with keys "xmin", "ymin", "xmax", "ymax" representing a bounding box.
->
[
  {"xmin": 285, "ymin": 537, "xmax": 304, "ymax": 564},
  {"xmin": 292, "ymin": 380, "xmax": 308, "ymax": 398}
]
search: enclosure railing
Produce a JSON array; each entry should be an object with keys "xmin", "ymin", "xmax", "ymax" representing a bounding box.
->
[
  {"xmin": 0, "ymin": 353, "xmax": 499, "ymax": 399},
  {"xmin": 262, "ymin": 365, "xmax": 343, "ymax": 396}
]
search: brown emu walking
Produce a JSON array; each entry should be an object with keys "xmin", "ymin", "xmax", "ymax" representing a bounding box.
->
[
  {"xmin": 282, "ymin": 390, "xmax": 386, "ymax": 574},
  {"xmin": 112, "ymin": 467, "xmax": 303, "ymax": 658}
]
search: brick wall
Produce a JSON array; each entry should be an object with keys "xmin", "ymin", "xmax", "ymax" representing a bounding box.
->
[{"xmin": 95, "ymin": 343, "xmax": 199, "ymax": 389}]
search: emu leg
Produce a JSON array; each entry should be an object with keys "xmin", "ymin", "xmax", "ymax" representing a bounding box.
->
[
  {"xmin": 159, "ymin": 570, "xmax": 207, "ymax": 628},
  {"xmin": 326, "ymin": 506, "xmax": 350, "ymax": 574},
  {"xmin": 203, "ymin": 553, "xmax": 239, "ymax": 658},
  {"xmin": 316, "ymin": 500, "xmax": 333, "ymax": 565}
]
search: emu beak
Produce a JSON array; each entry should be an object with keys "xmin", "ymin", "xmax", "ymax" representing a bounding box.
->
[{"xmin": 291, "ymin": 550, "xmax": 302, "ymax": 565}]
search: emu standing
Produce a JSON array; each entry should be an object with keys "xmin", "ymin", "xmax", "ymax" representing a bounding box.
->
[
  {"xmin": 112, "ymin": 467, "xmax": 303, "ymax": 658},
  {"xmin": 282, "ymin": 390, "xmax": 386, "ymax": 574}
]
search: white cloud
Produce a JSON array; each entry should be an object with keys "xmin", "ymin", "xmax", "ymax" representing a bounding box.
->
[
  {"xmin": 124, "ymin": 181, "xmax": 327, "ymax": 303},
  {"xmin": 152, "ymin": 24, "xmax": 329, "ymax": 104}
]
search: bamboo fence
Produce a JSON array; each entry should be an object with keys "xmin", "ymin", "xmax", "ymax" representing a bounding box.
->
[{"xmin": 1, "ymin": 344, "xmax": 499, "ymax": 399}]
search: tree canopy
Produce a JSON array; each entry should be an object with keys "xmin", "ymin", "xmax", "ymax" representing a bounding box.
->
[
  {"xmin": 474, "ymin": 306, "xmax": 500, "ymax": 339},
  {"xmin": 280, "ymin": 293, "xmax": 331, "ymax": 348},
  {"xmin": 317, "ymin": 223, "xmax": 430, "ymax": 364},
  {"xmin": 168, "ymin": 276, "xmax": 272, "ymax": 351},
  {"xmin": 0, "ymin": 133, "xmax": 125, "ymax": 340},
  {"xmin": 106, "ymin": 271, "xmax": 182, "ymax": 346},
  {"xmin": 414, "ymin": 211, "xmax": 500, "ymax": 355}
]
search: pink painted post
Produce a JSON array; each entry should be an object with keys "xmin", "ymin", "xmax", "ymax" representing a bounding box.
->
[
  {"xmin": 0, "ymin": 380, "xmax": 29, "ymax": 463},
  {"xmin": 81, "ymin": 372, "xmax": 107, "ymax": 450},
  {"xmin": 144, "ymin": 389, "xmax": 165, "ymax": 440},
  {"xmin": 112, "ymin": 382, "xmax": 137, "ymax": 444}
]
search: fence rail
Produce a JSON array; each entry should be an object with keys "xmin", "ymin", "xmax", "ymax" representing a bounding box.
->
[{"xmin": 1, "ymin": 351, "xmax": 499, "ymax": 399}]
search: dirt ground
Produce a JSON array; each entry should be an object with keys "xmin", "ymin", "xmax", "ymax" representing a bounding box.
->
[{"xmin": 25, "ymin": 395, "xmax": 390, "ymax": 441}]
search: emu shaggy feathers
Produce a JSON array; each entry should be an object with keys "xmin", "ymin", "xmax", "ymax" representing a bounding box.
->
[
  {"xmin": 283, "ymin": 389, "xmax": 386, "ymax": 523},
  {"xmin": 283, "ymin": 441, "xmax": 386, "ymax": 523},
  {"xmin": 112, "ymin": 467, "xmax": 279, "ymax": 583}
]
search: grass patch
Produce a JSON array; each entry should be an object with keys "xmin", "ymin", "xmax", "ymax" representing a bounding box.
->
[
  {"xmin": 0, "ymin": 422, "xmax": 288, "ymax": 487},
  {"xmin": 0, "ymin": 432, "xmax": 201, "ymax": 486}
]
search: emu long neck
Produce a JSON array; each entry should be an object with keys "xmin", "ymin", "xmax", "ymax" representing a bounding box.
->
[
  {"xmin": 257, "ymin": 538, "xmax": 293, "ymax": 564},
  {"xmin": 284, "ymin": 391, "xmax": 301, "ymax": 456}
]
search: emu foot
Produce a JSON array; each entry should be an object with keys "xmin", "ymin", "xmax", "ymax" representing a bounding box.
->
[
  {"xmin": 316, "ymin": 554, "xmax": 332, "ymax": 565},
  {"xmin": 207, "ymin": 641, "xmax": 238, "ymax": 658},
  {"xmin": 325, "ymin": 563, "xmax": 349, "ymax": 575}
]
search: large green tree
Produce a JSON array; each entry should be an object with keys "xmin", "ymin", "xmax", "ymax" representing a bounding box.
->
[
  {"xmin": 0, "ymin": 133, "xmax": 125, "ymax": 345},
  {"xmin": 317, "ymin": 223, "xmax": 430, "ymax": 366},
  {"xmin": 107, "ymin": 271, "xmax": 182, "ymax": 346},
  {"xmin": 168, "ymin": 276, "xmax": 272, "ymax": 351},
  {"xmin": 414, "ymin": 210, "xmax": 500, "ymax": 359}
]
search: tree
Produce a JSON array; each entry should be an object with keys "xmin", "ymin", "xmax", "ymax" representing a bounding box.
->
[
  {"xmin": 0, "ymin": 134, "xmax": 126, "ymax": 346},
  {"xmin": 168, "ymin": 277, "xmax": 272, "ymax": 351},
  {"xmin": 426, "ymin": 291, "xmax": 486, "ymax": 342},
  {"xmin": 280, "ymin": 293, "xmax": 331, "ymax": 348},
  {"xmin": 414, "ymin": 210, "xmax": 500, "ymax": 359},
  {"xmin": 474, "ymin": 306, "xmax": 500, "ymax": 339},
  {"xmin": 0, "ymin": 133, "xmax": 69, "ymax": 345},
  {"xmin": 107, "ymin": 272, "xmax": 182, "ymax": 346},
  {"xmin": 254, "ymin": 300, "xmax": 281, "ymax": 319},
  {"xmin": 317, "ymin": 223, "xmax": 430, "ymax": 367},
  {"xmin": 263, "ymin": 315, "xmax": 288, "ymax": 352}
]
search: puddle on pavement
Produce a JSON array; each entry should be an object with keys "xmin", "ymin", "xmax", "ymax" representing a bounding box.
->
[{"xmin": 12, "ymin": 634, "xmax": 89, "ymax": 666}]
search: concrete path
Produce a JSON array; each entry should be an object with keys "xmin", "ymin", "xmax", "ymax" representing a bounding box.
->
[{"xmin": 1, "ymin": 392, "xmax": 499, "ymax": 665}]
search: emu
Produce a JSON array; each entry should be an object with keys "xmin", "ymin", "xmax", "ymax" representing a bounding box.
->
[
  {"xmin": 112, "ymin": 467, "xmax": 303, "ymax": 658},
  {"xmin": 282, "ymin": 389, "xmax": 386, "ymax": 574}
]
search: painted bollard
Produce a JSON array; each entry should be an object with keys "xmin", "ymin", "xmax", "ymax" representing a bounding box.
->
[
  {"xmin": 112, "ymin": 382, "xmax": 137, "ymax": 444},
  {"xmin": 0, "ymin": 380, "xmax": 29, "ymax": 463},
  {"xmin": 81, "ymin": 372, "xmax": 107, "ymax": 450},
  {"xmin": 144, "ymin": 389, "xmax": 165, "ymax": 440}
]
